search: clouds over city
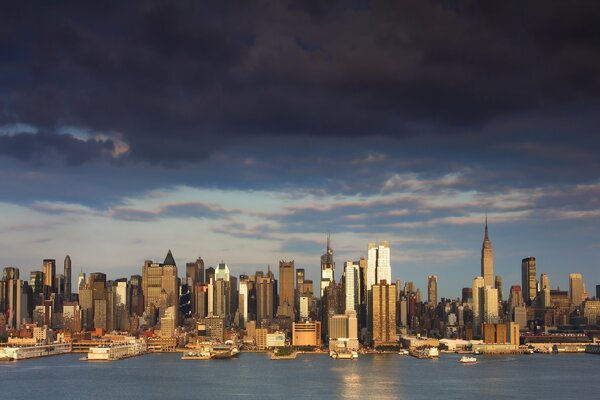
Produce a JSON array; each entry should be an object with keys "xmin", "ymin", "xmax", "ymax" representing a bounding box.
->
[{"xmin": 0, "ymin": 1, "xmax": 599, "ymax": 295}]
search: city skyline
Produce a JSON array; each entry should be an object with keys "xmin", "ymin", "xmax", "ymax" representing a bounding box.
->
[
  {"xmin": 3, "ymin": 220, "xmax": 596, "ymax": 301},
  {"xmin": 1, "ymin": 2, "xmax": 599, "ymax": 299}
]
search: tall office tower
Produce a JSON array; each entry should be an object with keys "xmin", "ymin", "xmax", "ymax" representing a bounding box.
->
[
  {"xmin": 540, "ymin": 273, "xmax": 549, "ymax": 291},
  {"xmin": 213, "ymin": 278, "xmax": 229, "ymax": 319},
  {"xmin": 79, "ymin": 281, "xmax": 93, "ymax": 328},
  {"xmin": 344, "ymin": 261, "xmax": 360, "ymax": 312},
  {"xmin": 495, "ymin": 275, "xmax": 503, "ymax": 303},
  {"xmin": 395, "ymin": 279, "xmax": 402, "ymax": 302},
  {"xmin": 277, "ymin": 260, "xmax": 295, "ymax": 319},
  {"xmin": 508, "ymin": 285, "xmax": 524, "ymax": 310},
  {"xmin": 596, "ymin": 285, "xmax": 600, "ymax": 299},
  {"xmin": 77, "ymin": 272, "xmax": 86, "ymax": 292},
  {"xmin": 256, "ymin": 275, "xmax": 275, "ymax": 325},
  {"xmin": 205, "ymin": 267, "xmax": 215, "ymax": 284},
  {"xmin": 129, "ymin": 274, "xmax": 144, "ymax": 317},
  {"xmin": 483, "ymin": 286, "xmax": 499, "ymax": 323},
  {"xmin": 141, "ymin": 250, "xmax": 179, "ymax": 322},
  {"xmin": 43, "ymin": 259, "xmax": 56, "ymax": 292},
  {"xmin": 64, "ymin": 255, "xmax": 72, "ymax": 301},
  {"xmin": 462, "ymin": 287, "xmax": 473, "ymax": 303},
  {"xmin": 569, "ymin": 273, "xmax": 585, "ymax": 307},
  {"xmin": 194, "ymin": 283, "xmax": 209, "ymax": 318},
  {"xmin": 296, "ymin": 268, "xmax": 305, "ymax": 296},
  {"xmin": 215, "ymin": 262, "xmax": 230, "ymax": 282},
  {"xmin": 3, "ymin": 267, "xmax": 24, "ymax": 329},
  {"xmin": 371, "ymin": 280, "xmax": 396, "ymax": 346},
  {"xmin": 30, "ymin": 271, "xmax": 44, "ymax": 295},
  {"xmin": 521, "ymin": 257, "xmax": 537, "ymax": 305},
  {"xmin": 94, "ymin": 298, "xmax": 108, "ymax": 331},
  {"xmin": 115, "ymin": 280, "xmax": 129, "ymax": 331},
  {"xmin": 320, "ymin": 235, "xmax": 335, "ymax": 297},
  {"xmin": 427, "ymin": 275, "xmax": 438, "ymax": 305},
  {"xmin": 472, "ymin": 276, "xmax": 485, "ymax": 336},
  {"xmin": 481, "ymin": 217, "xmax": 494, "ymax": 287},
  {"xmin": 90, "ymin": 272, "xmax": 107, "ymax": 302},
  {"xmin": 186, "ymin": 262, "xmax": 198, "ymax": 286},
  {"xmin": 367, "ymin": 241, "xmax": 391, "ymax": 291},
  {"xmin": 238, "ymin": 275, "xmax": 249, "ymax": 327},
  {"xmin": 55, "ymin": 274, "xmax": 64, "ymax": 295}
]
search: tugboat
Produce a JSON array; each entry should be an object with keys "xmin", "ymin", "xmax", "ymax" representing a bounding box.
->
[{"xmin": 459, "ymin": 356, "xmax": 477, "ymax": 364}]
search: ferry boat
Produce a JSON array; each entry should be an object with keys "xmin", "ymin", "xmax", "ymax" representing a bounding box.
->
[
  {"xmin": 87, "ymin": 340, "xmax": 146, "ymax": 361},
  {"xmin": 459, "ymin": 356, "xmax": 477, "ymax": 364},
  {"xmin": 211, "ymin": 343, "xmax": 240, "ymax": 359},
  {"xmin": 410, "ymin": 347, "xmax": 439, "ymax": 359},
  {"xmin": 182, "ymin": 342, "xmax": 213, "ymax": 360},
  {"xmin": 0, "ymin": 343, "xmax": 72, "ymax": 360},
  {"xmin": 330, "ymin": 349, "xmax": 358, "ymax": 360}
]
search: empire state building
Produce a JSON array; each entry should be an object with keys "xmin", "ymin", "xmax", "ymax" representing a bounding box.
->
[{"xmin": 481, "ymin": 216, "xmax": 494, "ymax": 287}]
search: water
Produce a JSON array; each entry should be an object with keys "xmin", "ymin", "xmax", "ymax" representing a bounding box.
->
[{"xmin": 1, "ymin": 352, "xmax": 598, "ymax": 399}]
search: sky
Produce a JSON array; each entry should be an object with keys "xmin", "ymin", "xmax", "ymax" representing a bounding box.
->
[{"xmin": 1, "ymin": 1, "xmax": 599, "ymax": 299}]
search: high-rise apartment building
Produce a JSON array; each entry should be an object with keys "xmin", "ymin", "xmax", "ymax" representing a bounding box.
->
[
  {"xmin": 521, "ymin": 257, "xmax": 537, "ymax": 305},
  {"xmin": 344, "ymin": 261, "xmax": 360, "ymax": 312},
  {"xmin": 481, "ymin": 217, "xmax": 494, "ymax": 287},
  {"xmin": 64, "ymin": 255, "xmax": 72, "ymax": 301}
]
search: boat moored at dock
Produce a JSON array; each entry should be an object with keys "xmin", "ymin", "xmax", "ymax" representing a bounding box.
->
[
  {"xmin": 86, "ymin": 340, "xmax": 147, "ymax": 361},
  {"xmin": 0, "ymin": 343, "xmax": 72, "ymax": 361}
]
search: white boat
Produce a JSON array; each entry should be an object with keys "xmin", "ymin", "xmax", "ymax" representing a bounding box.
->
[
  {"xmin": 410, "ymin": 347, "xmax": 439, "ymax": 359},
  {"xmin": 2, "ymin": 343, "xmax": 72, "ymax": 360},
  {"xmin": 460, "ymin": 356, "xmax": 477, "ymax": 364},
  {"xmin": 397, "ymin": 349, "xmax": 409, "ymax": 356}
]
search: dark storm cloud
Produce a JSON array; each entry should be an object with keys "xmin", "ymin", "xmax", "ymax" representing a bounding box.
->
[
  {"xmin": 2, "ymin": 0, "xmax": 600, "ymax": 166},
  {"xmin": 0, "ymin": 131, "xmax": 116, "ymax": 165}
]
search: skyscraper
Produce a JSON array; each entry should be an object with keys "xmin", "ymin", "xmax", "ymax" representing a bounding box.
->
[
  {"xmin": 367, "ymin": 241, "xmax": 391, "ymax": 291},
  {"xmin": 320, "ymin": 235, "xmax": 335, "ymax": 297},
  {"xmin": 277, "ymin": 260, "xmax": 295, "ymax": 319},
  {"xmin": 43, "ymin": 259, "xmax": 56, "ymax": 292},
  {"xmin": 238, "ymin": 275, "xmax": 249, "ymax": 327},
  {"xmin": 141, "ymin": 250, "xmax": 179, "ymax": 323},
  {"xmin": 344, "ymin": 261, "xmax": 360, "ymax": 312},
  {"xmin": 427, "ymin": 275, "xmax": 438, "ymax": 305},
  {"xmin": 483, "ymin": 286, "xmax": 499, "ymax": 323},
  {"xmin": 186, "ymin": 257, "xmax": 204, "ymax": 286},
  {"xmin": 256, "ymin": 274, "xmax": 275, "ymax": 325},
  {"xmin": 521, "ymin": 257, "xmax": 537, "ymax": 305},
  {"xmin": 472, "ymin": 276, "xmax": 485, "ymax": 336},
  {"xmin": 569, "ymin": 273, "xmax": 585, "ymax": 307},
  {"xmin": 371, "ymin": 280, "xmax": 396, "ymax": 346},
  {"xmin": 495, "ymin": 275, "xmax": 503, "ymax": 303},
  {"xmin": 64, "ymin": 255, "xmax": 72, "ymax": 301},
  {"xmin": 481, "ymin": 217, "xmax": 494, "ymax": 287}
]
